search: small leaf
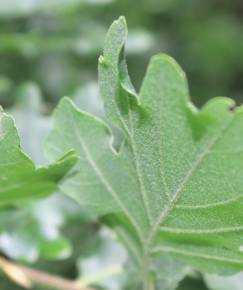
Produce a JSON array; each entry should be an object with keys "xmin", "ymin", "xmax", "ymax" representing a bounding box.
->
[{"xmin": 0, "ymin": 109, "xmax": 78, "ymax": 206}]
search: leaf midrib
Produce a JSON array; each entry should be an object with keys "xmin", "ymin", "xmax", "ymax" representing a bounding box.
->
[
  {"xmin": 110, "ymin": 81, "xmax": 153, "ymax": 227},
  {"xmin": 124, "ymin": 90, "xmax": 153, "ymax": 225}
]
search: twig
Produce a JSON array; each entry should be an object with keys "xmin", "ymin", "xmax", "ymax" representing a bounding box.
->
[{"xmin": 0, "ymin": 256, "xmax": 95, "ymax": 290}]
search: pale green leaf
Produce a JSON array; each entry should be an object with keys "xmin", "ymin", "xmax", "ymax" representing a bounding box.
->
[
  {"xmin": 45, "ymin": 16, "xmax": 243, "ymax": 287},
  {"xmin": 0, "ymin": 108, "xmax": 78, "ymax": 206}
]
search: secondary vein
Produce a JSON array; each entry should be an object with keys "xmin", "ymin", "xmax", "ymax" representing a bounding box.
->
[
  {"xmin": 69, "ymin": 107, "xmax": 144, "ymax": 242},
  {"xmin": 146, "ymin": 113, "xmax": 235, "ymax": 249}
]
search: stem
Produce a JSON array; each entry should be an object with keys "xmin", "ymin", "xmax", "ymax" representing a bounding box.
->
[
  {"xmin": 142, "ymin": 249, "xmax": 154, "ymax": 290},
  {"xmin": 0, "ymin": 256, "xmax": 95, "ymax": 290}
]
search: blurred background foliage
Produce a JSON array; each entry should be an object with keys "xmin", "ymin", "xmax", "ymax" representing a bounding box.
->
[{"xmin": 0, "ymin": 0, "xmax": 243, "ymax": 289}]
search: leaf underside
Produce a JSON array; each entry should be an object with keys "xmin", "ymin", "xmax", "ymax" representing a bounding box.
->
[
  {"xmin": 0, "ymin": 109, "xmax": 78, "ymax": 206},
  {"xmin": 45, "ymin": 16, "xmax": 243, "ymax": 280}
]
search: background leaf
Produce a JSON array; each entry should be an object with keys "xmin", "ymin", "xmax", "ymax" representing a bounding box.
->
[{"xmin": 205, "ymin": 273, "xmax": 243, "ymax": 290}]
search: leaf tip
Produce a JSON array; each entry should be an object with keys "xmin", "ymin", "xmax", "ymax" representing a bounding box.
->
[
  {"xmin": 60, "ymin": 96, "xmax": 72, "ymax": 105},
  {"xmin": 108, "ymin": 15, "xmax": 127, "ymax": 37},
  {"xmin": 102, "ymin": 16, "xmax": 128, "ymax": 61},
  {"xmin": 112, "ymin": 15, "xmax": 127, "ymax": 28},
  {"xmin": 150, "ymin": 53, "xmax": 186, "ymax": 80}
]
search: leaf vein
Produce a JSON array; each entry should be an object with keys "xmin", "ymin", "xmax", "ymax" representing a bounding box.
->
[{"xmin": 146, "ymin": 114, "xmax": 235, "ymax": 248}]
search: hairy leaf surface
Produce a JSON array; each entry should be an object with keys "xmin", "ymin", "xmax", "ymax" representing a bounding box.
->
[
  {"xmin": 0, "ymin": 108, "xmax": 77, "ymax": 205},
  {"xmin": 45, "ymin": 16, "xmax": 243, "ymax": 284}
]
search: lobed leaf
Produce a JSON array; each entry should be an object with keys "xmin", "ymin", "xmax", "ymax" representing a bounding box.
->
[
  {"xmin": 45, "ymin": 16, "xmax": 243, "ymax": 287},
  {"xmin": 0, "ymin": 108, "xmax": 78, "ymax": 206}
]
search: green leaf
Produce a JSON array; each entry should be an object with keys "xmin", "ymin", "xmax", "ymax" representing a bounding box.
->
[
  {"xmin": 0, "ymin": 108, "xmax": 78, "ymax": 206},
  {"xmin": 45, "ymin": 16, "xmax": 243, "ymax": 287}
]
